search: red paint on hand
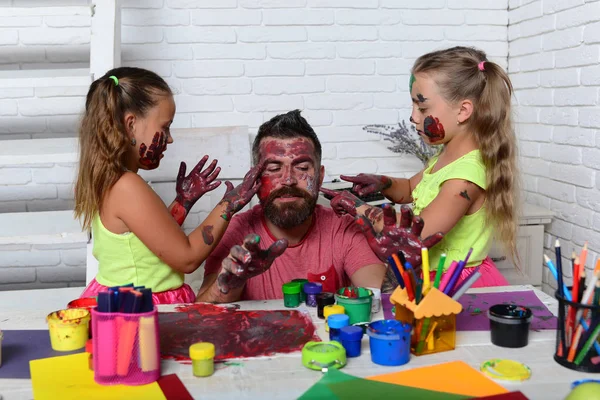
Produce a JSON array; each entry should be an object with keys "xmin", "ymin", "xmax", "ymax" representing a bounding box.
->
[
  {"xmin": 217, "ymin": 233, "xmax": 288, "ymax": 294},
  {"xmin": 355, "ymin": 204, "xmax": 443, "ymax": 269},
  {"xmin": 340, "ymin": 173, "xmax": 392, "ymax": 197},
  {"xmin": 175, "ymin": 155, "xmax": 222, "ymax": 217},
  {"xmin": 219, "ymin": 162, "xmax": 265, "ymax": 221},
  {"xmin": 319, "ymin": 187, "xmax": 364, "ymax": 217}
]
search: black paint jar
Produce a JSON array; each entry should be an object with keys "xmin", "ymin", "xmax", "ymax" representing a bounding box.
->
[
  {"xmin": 488, "ymin": 304, "xmax": 532, "ymax": 348},
  {"xmin": 316, "ymin": 292, "xmax": 335, "ymax": 318}
]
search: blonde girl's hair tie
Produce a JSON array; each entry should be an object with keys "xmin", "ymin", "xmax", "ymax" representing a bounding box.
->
[
  {"xmin": 109, "ymin": 75, "xmax": 119, "ymax": 86},
  {"xmin": 478, "ymin": 61, "xmax": 486, "ymax": 71}
]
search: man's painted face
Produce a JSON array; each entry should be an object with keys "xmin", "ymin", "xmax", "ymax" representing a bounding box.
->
[
  {"xmin": 409, "ymin": 73, "xmax": 454, "ymax": 145},
  {"xmin": 257, "ymin": 137, "xmax": 321, "ymax": 229}
]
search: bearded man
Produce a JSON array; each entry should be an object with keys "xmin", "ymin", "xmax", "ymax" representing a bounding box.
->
[{"xmin": 196, "ymin": 110, "xmax": 385, "ymax": 302}]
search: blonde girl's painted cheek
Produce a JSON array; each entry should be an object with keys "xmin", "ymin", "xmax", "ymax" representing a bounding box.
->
[{"xmin": 423, "ymin": 116, "xmax": 445, "ymax": 142}]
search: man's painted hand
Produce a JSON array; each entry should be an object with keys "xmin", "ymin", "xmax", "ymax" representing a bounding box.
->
[
  {"xmin": 340, "ymin": 173, "xmax": 392, "ymax": 197},
  {"xmin": 216, "ymin": 234, "xmax": 288, "ymax": 294}
]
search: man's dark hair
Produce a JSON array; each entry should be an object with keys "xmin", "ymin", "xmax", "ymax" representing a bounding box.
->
[{"xmin": 252, "ymin": 109, "xmax": 322, "ymax": 165}]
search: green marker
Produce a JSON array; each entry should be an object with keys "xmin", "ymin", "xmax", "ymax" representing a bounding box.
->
[{"xmin": 433, "ymin": 253, "xmax": 447, "ymax": 289}]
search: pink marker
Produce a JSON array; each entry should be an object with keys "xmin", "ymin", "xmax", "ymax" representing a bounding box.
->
[{"xmin": 438, "ymin": 261, "xmax": 459, "ymax": 293}]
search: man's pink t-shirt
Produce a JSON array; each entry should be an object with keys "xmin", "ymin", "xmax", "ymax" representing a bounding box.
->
[{"xmin": 204, "ymin": 205, "xmax": 382, "ymax": 300}]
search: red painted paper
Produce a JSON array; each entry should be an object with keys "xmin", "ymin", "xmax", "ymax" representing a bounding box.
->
[{"xmin": 158, "ymin": 303, "xmax": 320, "ymax": 362}]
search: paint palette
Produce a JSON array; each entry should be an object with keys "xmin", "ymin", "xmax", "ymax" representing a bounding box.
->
[{"xmin": 480, "ymin": 359, "xmax": 531, "ymax": 382}]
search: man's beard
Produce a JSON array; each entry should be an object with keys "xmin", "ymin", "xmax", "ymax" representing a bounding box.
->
[{"xmin": 262, "ymin": 186, "xmax": 317, "ymax": 229}]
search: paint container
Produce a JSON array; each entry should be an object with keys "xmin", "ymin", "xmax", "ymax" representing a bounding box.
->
[
  {"xmin": 67, "ymin": 297, "xmax": 97, "ymax": 338},
  {"xmin": 189, "ymin": 342, "xmax": 215, "ymax": 377},
  {"xmin": 304, "ymin": 282, "xmax": 323, "ymax": 307},
  {"xmin": 0, "ymin": 329, "xmax": 3, "ymax": 368},
  {"xmin": 46, "ymin": 308, "xmax": 90, "ymax": 351},
  {"xmin": 335, "ymin": 287, "xmax": 373, "ymax": 325},
  {"xmin": 366, "ymin": 287, "xmax": 382, "ymax": 314},
  {"xmin": 488, "ymin": 304, "xmax": 532, "ymax": 348},
  {"xmin": 292, "ymin": 278, "xmax": 308, "ymax": 302},
  {"xmin": 86, "ymin": 339, "xmax": 94, "ymax": 370},
  {"xmin": 340, "ymin": 326, "xmax": 363, "ymax": 358},
  {"xmin": 316, "ymin": 292, "xmax": 335, "ymax": 319},
  {"xmin": 282, "ymin": 282, "xmax": 302, "ymax": 308},
  {"xmin": 367, "ymin": 319, "xmax": 412, "ymax": 366},
  {"xmin": 323, "ymin": 304, "xmax": 345, "ymax": 332},
  {"xmin": 328, "ymin": 314, "xmax": 350, "ymax": 342}
]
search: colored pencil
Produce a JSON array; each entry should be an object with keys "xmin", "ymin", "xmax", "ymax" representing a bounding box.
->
[
  {"xmin": 433, "ymin": 253, "xmax": 447, "ymax": 289},
  {"xmin": 452, "ymin": 270, "xmax": 482, "ymax": 300},
  {"xmin": 574, "ymin": 318, "xmax": 600, "ymax": 366},
  {"xmin": 387, "ymin": 256, "xmax": 405, "ymax": 289}
]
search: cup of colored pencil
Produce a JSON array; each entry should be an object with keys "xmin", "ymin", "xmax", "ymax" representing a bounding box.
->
[
  {"xmin": 387, "ymin": 248, "xmax": 477, "ymax": 356},
  {"xmin": 544, "ymin": 240, "xmax": 600, "ymax": 372}
]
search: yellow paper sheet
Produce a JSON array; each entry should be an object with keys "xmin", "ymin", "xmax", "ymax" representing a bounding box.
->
[
  {"xmin": 30, "ymin": 353, "xmax": 166, "ymax": 400},
  {"xmin": 367, "ymin": 361, "xmax": 508, "ymax": 397}
]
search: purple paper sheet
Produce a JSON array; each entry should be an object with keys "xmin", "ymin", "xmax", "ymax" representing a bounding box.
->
[
  {"xmin": 381, "ymin": 290, "xmax": 557, "ymax": 331},
  {"xmin": 0, "ymin": 330, "xmax": 83, "ymax": 379}
]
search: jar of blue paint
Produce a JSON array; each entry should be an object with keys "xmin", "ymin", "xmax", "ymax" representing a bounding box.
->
[
  {"xmin": 367, "ymin": 319, "xmax": 412, "ymax": 366},
  {"xmin": 340, "ymin": 325, "xmax": 363, "ymax": 358},
  {"xmin": 328, "ymin": 314, "xmax": 350, "ymax": 342}
]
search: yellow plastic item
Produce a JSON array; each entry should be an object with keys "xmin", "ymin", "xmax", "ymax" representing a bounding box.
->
[
  {"xmin": 480, "ymin": 359, "xmax": 532, "ymax": 382},
  {"xmin": 323, "ymin": 304, "xmax": 345, "ymax": 332},
  {"xmin": 46, "ymin": 308, "xmax": 90, "ymax": 352},
  {"xmin": 390, "ymin": 286, "xmax": 462, "ymax": 356},
  {"xmin": 189, "ymin": 342, "xmax": 215, "ymax": 377}
]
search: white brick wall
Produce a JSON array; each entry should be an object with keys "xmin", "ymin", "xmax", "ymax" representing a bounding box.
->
[
  {"xmin": 0, "ymin": 1, "xmax": 509, "ymax": 181},
  {"xmin": 509, "ymin": 0, "xmax": 600, "ymax": 296}
]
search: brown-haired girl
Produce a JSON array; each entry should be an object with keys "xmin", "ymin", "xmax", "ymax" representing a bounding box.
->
[
  {"xmin": 326, "ymin": 46, "xmax": 518, "ymax": 289},
  {"xmin": 75, "ymin": 67, "xmax": 262, "ymax": 304}
]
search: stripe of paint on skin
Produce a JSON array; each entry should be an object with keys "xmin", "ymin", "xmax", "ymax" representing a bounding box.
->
[
  {"xmin": 202, "ymin": 225, "xmax": 214, "ymax": 245},
  {"xmin": 409, "ymin": 74, "xmax": 416, "ymax": 93},
  {"xmin": 416, "ymin": 93, "xmax": 427, "ymax": 103}
]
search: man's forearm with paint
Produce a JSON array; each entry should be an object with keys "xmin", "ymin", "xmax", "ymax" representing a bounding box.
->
[
  {"xmin": 196, "ymin": 233, "xmax": 288, "ymax": 303},
  {"xmin": 169, "ymin": 156, "xmax": 222, "ymax": 226}
]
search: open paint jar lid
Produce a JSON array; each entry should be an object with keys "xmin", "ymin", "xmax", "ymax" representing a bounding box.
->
[
  {"xmin": 488, "ymin": 304, "xmax": 532, "ymax": 324},
  {"xmin": 480, "ymin": 359, "xmax": 531, "ymax": 381},
  {"xmin": 301, "ymin": 341, "xmax": 346, "ymax": 371}
]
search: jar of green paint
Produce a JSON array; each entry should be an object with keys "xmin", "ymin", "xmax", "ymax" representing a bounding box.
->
[
  {"xmin": 189, "ymin": 342, "xmax": 215, "ymax": 377},
  {"xmin": 291, "ymin": 278, "xmax": 309, "ymax": 302},
  {"xmin": 282, "ymin": 282, "xmax": 302, "ymax": 308}
]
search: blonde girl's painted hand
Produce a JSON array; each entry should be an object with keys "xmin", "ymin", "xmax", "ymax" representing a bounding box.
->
[
  {"xmin": 175, "ymin": 155, "xmax": 222, "ymax": 213},
  {"xmin": 356, "ymin": 204, "xmax": 443, "ymax": 268},
  {"xmin": 340, "ymin": 173, "xmax": 392, "ymax": 197},
  {"xmin": 218, "ymin": 162, "xmax": 265, "ymax": 221},
  {"xmin": 319, "ymin": 187, "xmax": 364, "ymax": 217},
  {"xmin": 216, "ymin": 233, "xmax": 288, "ymax": 294}
]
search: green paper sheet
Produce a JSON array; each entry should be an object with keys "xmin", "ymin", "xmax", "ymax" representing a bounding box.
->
[{"xmin": 299, "ymin": 368, "xmax": 472, "ymax": 400}]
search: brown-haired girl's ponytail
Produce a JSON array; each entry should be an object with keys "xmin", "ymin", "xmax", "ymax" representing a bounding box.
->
[{"xmin": 74, "ymin": 67, "xmax": 172, "ymax": 230}]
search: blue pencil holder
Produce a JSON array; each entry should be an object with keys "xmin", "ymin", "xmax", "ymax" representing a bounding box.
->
[{"xmin": 367, "ymin": 319, "xmax": 411, "ymax": 366}]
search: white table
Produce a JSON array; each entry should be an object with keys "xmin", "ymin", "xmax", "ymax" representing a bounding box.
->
[{"xmin": 0, "ymin": 285, "xmax": 597, "ymax": 400}]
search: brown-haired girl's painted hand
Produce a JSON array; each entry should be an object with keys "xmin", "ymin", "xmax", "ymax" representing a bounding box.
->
[
  {"xmin": 340, "ymin": 173, "xmax": 392, "ymax": 197},
  {"xmin": 218, "ymin": 162, "xmax": 265, "ymax": 221},
  {"xmin": 216, "ymin": 233, "xmax": 288, "ymax": 294},
  {"xmin": 175, "ymin": 155, "xmax": 222, "ymax": 213},
  {"xmin": 355, "ymin": 204, "xmax": 443, "ymax": 268},
  {"xmin": 319, "ymin": 187, "xmax": 365, "ymax": 217}
]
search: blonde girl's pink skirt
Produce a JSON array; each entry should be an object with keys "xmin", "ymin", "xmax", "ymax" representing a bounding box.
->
[
  {"xmin": 80, "ymin": 278, "xmax": 196, "ymax": 305},
  {"xmin": 428, "ymin": 256, "xmax": 509, "ymax": 290}
]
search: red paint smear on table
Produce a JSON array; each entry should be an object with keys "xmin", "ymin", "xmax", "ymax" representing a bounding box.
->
[{"xmin": 158, "ymin": 303, "xmax": 320, "ymax": 362}]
